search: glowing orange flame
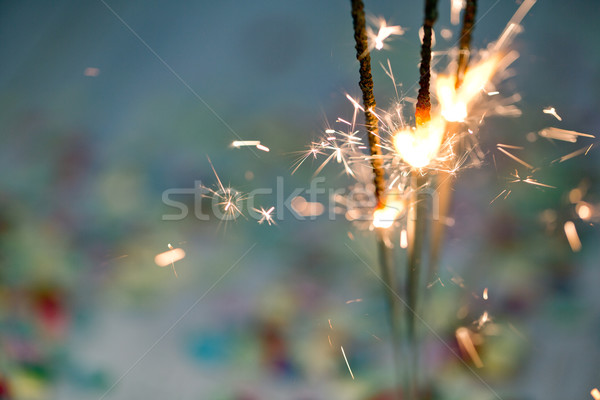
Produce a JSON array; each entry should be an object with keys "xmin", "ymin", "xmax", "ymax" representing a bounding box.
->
[{"xmin": 436, "ymin": 55, "xmax": 501, "ymax": 122}]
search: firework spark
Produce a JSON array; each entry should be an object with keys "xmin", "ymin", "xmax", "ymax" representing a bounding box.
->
[
  {"xmin": 456, "ymin": 327, "xmax": 483, "ymax": 368},
  {"xmin": 340, "ymin": 346, "xmax": 355, "ymax": 380},
  {"xmin": 543, "ymin": 106, "xmax": 562, "ymax": 121},
  {"xmin": 255, "ymin": 206, "xmax": 276, "ymax": 225},
  {"xmin": 564, "ymin": 221, "xmax": 582, "ymax": 252},
  {"xmin": 154, "ymin": 245, "xmax": 185, "ymax": 277},
  {"xmin": 368, "ymin": 17, "xmax": 405, "ymax": 50}
]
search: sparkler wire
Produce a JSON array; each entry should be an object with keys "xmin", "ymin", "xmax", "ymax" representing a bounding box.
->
[
  {"xmin": 415, "ymin": 0, "xmax": 438, "ymax": 127},
  {"xmin": 350, "ymin": 0, "xmax": 386, "ymax": 205},
  {"xmin": 456, "ymin": 0, "xmax": 478, "ymax": 88},
  {"xmin": 430, "ymin": 0, "xmax": 479, "ymax": 285},
  {"xmin": 406, "ymin": 1, "xmax": 439, "ymax": 398},
  {"xmin": 350, "ymin": 1, "xmax": 403, "ymax": 398}
]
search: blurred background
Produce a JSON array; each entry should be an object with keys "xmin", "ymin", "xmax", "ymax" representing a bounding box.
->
[{"xmin": 0, "ymin": 1, "xmax": 599, "ymax": 399}]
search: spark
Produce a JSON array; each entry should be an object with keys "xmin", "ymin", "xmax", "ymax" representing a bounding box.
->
[
  {"xmin": 521, "ymin": 178, "xmax": 556, "ymax": 189},
  {"xmin": 400, "ymin": 228, "xmax": 408, "ymax": 248},
  {"xmin": 345, "ymin": 298, "xmax": 363, "ymax": 304},
  {"xmin": 490, "ymin": 189, "xmax": 507, "ymax": 205},
  {"xmin": 494, "ymin": 0, "xmax": 537, "ymax": 52},
  {"xmin": 232, "ymin": 140, "xmax": 270, "ymax": 152},
  {"xmin": 487, "ymin": 91, "xmax": 499, "ymax": 96},
  {"xmin": 483, "ymin": 287, "xmax": 488, "ymax": 300},
  {"xmin": 564, "ymin": 221, "xmax": 582, "ymax": 252},
  {"xmin": 496, "ymin": 143, "xmax": 523, "ymax": 149},
  {"xmin": 205, "ymin": 158, "xmax": 246, "ymax": 221},
  {"xmin": 591, "ymin": 388, "xmax": 600, "ymax": 400},
  {"xmin": 476, "ymin": 311, "xmax": 490, "ymax": 330},
  {"xmin": 576, "ymin": 202, "xmax": 593, "ymax": 220},
  {"xmin": 345, "ymin": 94, "xmax": 363, "ymax": 111},
  {"xmin": 340, "ymin": 346, "xmax": 355, "ymax": 380},
  {"xmin": 451, "ymin": 0, "xmax": 465, "ymax": 25},
  {"xmin": 427, "ymin": 276, "xmax": 444, "ymax": 288},
  {"xmin": 167, "ymin": 243, "xmax": 179, "ymax": 277},
  {"xmin": 553, "ymin": 144, "xmax": 594, "ymax": 163},
  {"xmin": 508, "ymin": 170, "xmax": 555, "ymax": 189},
  {"xmin": 543, "ymin": 106, "xmax": 562, "ymax": 121},
  {"xmin": 497, "ymin": 146, "xmax": 534, "ymax": 169},
  {"xmin": 255, "ymin": 206, "xmax": 275, "ymax": 225},
  {"xmin": 456, "ymin": 327, "xmax": 483, "ymax": 368},
  {"xmin": 368, "ymin": 17, "xmax": 404, "ymax": 50},
  {"xmin": 539, "ymin": 127, "xmax": 595, "ymax": 143},
  {"xmin": 84, "ymin": 67, "xmax": 100, "ymax": 77},
  {"xmin": 154, "ymin": 247, "xmax": 185, "ymax": 277},
  {"xmin": 232, "ymin": 140, "xmax": 260, "ymax": 147},
  {"xmin": 370, "ymin": 333, "xmax": 382, "ymax": 341}
]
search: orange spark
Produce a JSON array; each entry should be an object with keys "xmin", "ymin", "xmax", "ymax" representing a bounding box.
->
[
  {"xmin": 154, "ymin": 247, "xmax": 185, "ymax": 277},
  {"xmin": 564, "ymin": 221, "xmax": 582, "ymax": 252},
  {"xmin": 456, "ymin": 327, "xmax": 483, "ymax": 368}
]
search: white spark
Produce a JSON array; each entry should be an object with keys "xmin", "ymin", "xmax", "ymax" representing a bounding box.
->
[{"xmin": 340, "ymin": 346, "xmax": 355, "ymax": 380}]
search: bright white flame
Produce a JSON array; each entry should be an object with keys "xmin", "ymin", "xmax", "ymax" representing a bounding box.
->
[
  {"xmin": 373, "ymin": 203, "xmax": 402, "ymax": 229},
  {"xmin": 400, "ymin": 229, "xmax": 408, "ymax": 248},
  {"xmin": 394, "ymin": 117, "xmax": 446, "ymax": 168},
  {"xmin": 451, "ymin": 0, "xmax": 465, "ymax": 25}
]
